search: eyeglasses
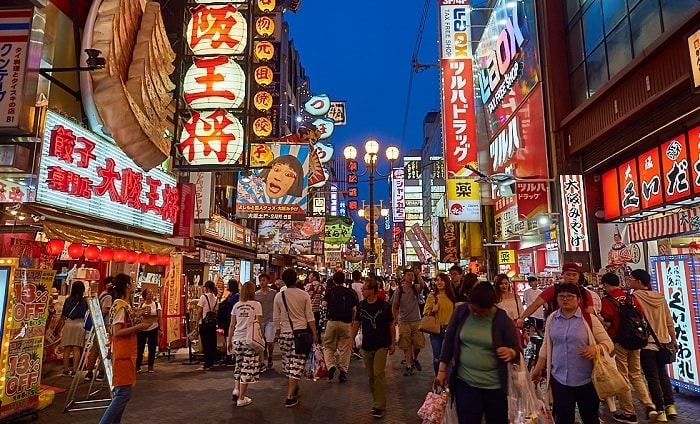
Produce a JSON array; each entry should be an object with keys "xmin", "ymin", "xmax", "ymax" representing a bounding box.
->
[{"xmin": 557, "ymin": 294, "xmax": 576, "ymax": 300}]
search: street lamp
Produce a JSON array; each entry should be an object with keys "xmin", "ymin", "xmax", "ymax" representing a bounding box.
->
[{"xmin": 344, "ymin": 139, "xmax": 399, "ymax": 276}]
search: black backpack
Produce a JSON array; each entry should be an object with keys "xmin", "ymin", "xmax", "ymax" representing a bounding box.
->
[
  {"xmin": 326, "ymin": 286, "xmax": 357, "ymax": 321},
  {"xmin": 605, "ymin": 294, "xmax": 649, "ymax": 350},
  {"xmin": 203, "ymin": 295, "xmax": 218, "ymax": 328}
]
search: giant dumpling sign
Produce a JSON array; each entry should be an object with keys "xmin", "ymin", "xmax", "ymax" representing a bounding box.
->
[{"xmin": 324, "ymin": 216, "xmax": 353, "ymax": 245}]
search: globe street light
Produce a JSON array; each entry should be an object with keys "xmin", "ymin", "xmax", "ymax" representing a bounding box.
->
[{"xmin": 344, "ymin": 140, "xmax": 399, "ymax": 276}]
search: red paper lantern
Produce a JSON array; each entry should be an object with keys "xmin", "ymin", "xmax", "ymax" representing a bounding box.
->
[
  {"xmin": 159, "ymin": 255, "xmax": 171, "ymax": 266},
  {"xmin": 126, "ymin": 250, "xmax": 139, "ymax": 264},
  {"xmin": 100, "ymin": 247, "xmax": 114, "ymax": 262},
  {"xmin": 113, "ymin": 249, "xmax": 127, "ymax": 262},
  {"xmin": 67, "ymin": 243, "xmax": 84, "ymax": 259},
  {"xmin": 147, "ymin": 254, "xmax": 159, "ymax": 266},
  {"xmin": 84, "ymin": 245, "xmax": 100, "ymax": 261},
  {"xmin": 46, "ymin": 239, "xmax": 65, "ymax": 256},
  {"xmin": 138, "ymin": 252, "xmax": 150, "ymax": 264}
]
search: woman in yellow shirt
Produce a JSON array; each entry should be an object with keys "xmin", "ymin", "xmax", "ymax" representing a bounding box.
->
[{"xmin": 423, "ymin": 273, "xmax": 456, "ymax": 375}]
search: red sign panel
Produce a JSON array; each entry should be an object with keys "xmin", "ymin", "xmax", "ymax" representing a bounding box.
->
[
  {"xmin": 637, "ymin": 147, "xmax": 664, "ymax": 209},
  {"xmin": 173, "ymin": 182, "xmax": 195, "ymax": 238},
  {"xmin": 515, "ymin": 181, "xmax": 548, "ymax": 219},
  {"xmin": 618, "ymin": 158, "xmax": 640, "ymax": 215},
  {"xmin": 441, "ymin": 57, "xmax": 477, "ymax": 177},
  {"xmin": 686, "ymin": 124, "xmax": 700, "ymax": 193},
  {"xmin": 660, "ymin": 135, "xmax": 691, "ymax": 202},
  {"xmin": 602, "ymin": 168, "xmax": 621, "ymax": 220}
]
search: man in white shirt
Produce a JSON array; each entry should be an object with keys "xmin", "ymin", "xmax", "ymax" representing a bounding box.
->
[
  {"xmin": 350, "ymin": 270, "xmax": 364, "ymax": 302},
  {"xmin": 522, "ymin": 276, "xmax": 544, "ymax": 330}
]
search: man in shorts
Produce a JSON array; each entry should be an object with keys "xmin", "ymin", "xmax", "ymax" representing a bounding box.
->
[
  {"xmin": 391, "ymin": 268, "xmax": 425, "ymax": 376},
  {"xmin": 255, "ymin": 273, "xmax": 277, "ymax": 371}
]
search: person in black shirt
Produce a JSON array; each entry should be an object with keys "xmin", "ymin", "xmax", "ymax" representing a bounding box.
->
[
  {"xmin": 322, "ymin": 272, "xmax": 358, "ymax": 382},
  {"xmin": 352, "ymin": 278, "xmax": 395, "ymax": 419}
]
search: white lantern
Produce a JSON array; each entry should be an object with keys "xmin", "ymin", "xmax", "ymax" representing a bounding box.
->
[
  {"xmin": 178, "ymin": 109, "xmax": 245, "ymax": 165},
  {"xmin": 183, "ymin": 56, "xmax": 246, "ymax": 109},
  {"xmin": 187, "ymin": 4, "xmax": 248, "ymax": 55}
]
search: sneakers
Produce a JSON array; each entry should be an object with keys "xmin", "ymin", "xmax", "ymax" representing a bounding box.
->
[
  {"xmin": 612, "ymin": 413, "xmax": 638, "ymax": 424},
  {"xmin": 647, "ymin": 407, "xmax": 659, "ymax": 420},
  {"xmin": 371, "ymin": 408, "xmax": 385, "ymax": 418},
  {"xmin": 412, "ymin": 360, "xmax": 422, "ymax": 371},
  {"xmin": 232, "ymin": 389, "xmax": 239, "ymax": 402},
  {"xmin": 665, "ymin": 405, "xmax": 677, "ymax": 417},
  {"xmin": 61, "ymin": 370, "xmax": 71, "ymax": 377},
  {"xmin": 147, "ymin": 366, "xmax": 154, "ymax": 373},
  {"xmin": 656, "ymin": 411, "xmax": 668, "ymax": 422},
  {"xmin": 284, "ymin": 397, "xmax": 299, "ymax": 408},
  {"xmin": 84, "ymin": 371, "xmax": 94, "ymax": 381},
  {"xmin": 237, "ymin": 396, "xmax": 252, "ymax": 407},
  {"xmin": 328, "ymin": 366, "xmax": 336, "ymax": 381},
  {"xmin": 339, "ymin": 371, "xmax": 347, "ymax": 383},
  {"xmin": 403, "ymin": 367, "xmax": 414, "ymax": 376},
  {"xmin": 352, "ymin": 351, "xmax": 363, "ymax": 360},
  {"xmin": 259, "ymin": 364, "xmax": 268, "ymax": 373},
  {"xmin": 136, "ymin": 367, "xmax": 142, "ymax": 374},
  {"xmin": 95, "ymin": 372, "xmax": 104, "ymax": 382}
]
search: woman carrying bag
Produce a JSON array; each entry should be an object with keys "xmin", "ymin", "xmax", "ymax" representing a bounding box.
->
[
  {"xmin": 196, "ymin": 280, "xmax": 219, "ymax": 371},
  {"xmin": 61, "ymin": 281, "xmax": 88, "ymax": 377},
  {"xmin": 530, "ymin": 283, "xmax": 613, "ymax": 424},
  {"xmin": 422, "ymin": 273, "xmax": 456, "ymax": 375}
]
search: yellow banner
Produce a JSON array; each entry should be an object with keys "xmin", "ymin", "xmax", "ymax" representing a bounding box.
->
[
  {"xmin": 446, "ymin": 179, "xmax": 481, "ymax": 222},
  {"xmin": 163, "ymin": 254, "xmax": 183, "ymax": 346},
  {"xmin": 498, "ymin": 250, "xmax": 516, "ymax": 265}
]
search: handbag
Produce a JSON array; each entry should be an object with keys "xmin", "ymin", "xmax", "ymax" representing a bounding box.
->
[
  {"xmin": 282, "ymin": 292, "xmax": 313, "ymax": 355},
  {"xmin": 507, "ymin": 358, "xmax": 540, "ymax": 424},
  {"xmin": 245, "ymin": 314, "xmax": 265, "ymax": 353},
  {"xmin": 419, "ymin": 294, "xmax": 441, "ymax": 335},
  {"xmin": 592, "ymin": 344, "xmax": 628, "ymax": 399},
  {"xmin": 645, "ymin": 317, "xmax": 677, "ymax": 364},
  {"xmin": 417, "ymin": 389, "xmax": 447, "ymax": 424}
]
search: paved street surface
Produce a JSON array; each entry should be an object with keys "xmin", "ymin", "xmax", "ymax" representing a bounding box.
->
[{"xmin": 15, "ymin": 345, "xmax": 700, "ymax": 424}]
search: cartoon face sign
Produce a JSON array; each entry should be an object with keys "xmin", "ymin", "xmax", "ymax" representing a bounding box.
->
[{"xmin": 265, "ymin": 163, "xmax": 298, "ymax": 199}]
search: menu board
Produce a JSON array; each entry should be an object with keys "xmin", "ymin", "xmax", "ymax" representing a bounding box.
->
[
  {"xmin": 650, "ymin": 255, "xmax": 700, "ymax": 394},
  {"xmin": 88, "ymin": 298, "xmax": 113, "ymax": 390},
  {"xmin": 0, "ymin": 265, "xmax": 54, "ymax": 419}
]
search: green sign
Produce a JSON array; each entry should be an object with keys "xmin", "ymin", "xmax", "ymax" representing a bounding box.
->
[{"xmin": 324, "ymin": 216, "xmax": 354, "ymax": 245}]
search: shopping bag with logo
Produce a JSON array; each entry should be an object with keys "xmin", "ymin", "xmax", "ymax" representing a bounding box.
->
[
  {"xmin": 312, "ymin": 343, "xmax": 329, "ymax": 379},
  {"xmin": 592, "ymin": 344, "xmax": 627, "ymax": 399},
  {"xmin": 303, "ymin": 348, "xmax": 317, "ymax": 380},
  {"xmin": 417, "ymin": 389, "xmax": 447, "ymax": 424}
]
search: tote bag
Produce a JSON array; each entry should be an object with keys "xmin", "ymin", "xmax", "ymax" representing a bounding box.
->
[{"xmin": 246, "ymin": 315, "xmax": 265, "ymax": 353}]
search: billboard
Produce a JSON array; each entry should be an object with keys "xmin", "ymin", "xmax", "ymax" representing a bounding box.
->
[
  {"xmin": 392, "ymin": 168, "xmax": 405, "ymax": 222},
  {"xmin": 560, "ymin": 175, "xmax": 590, "ymax": 252}
]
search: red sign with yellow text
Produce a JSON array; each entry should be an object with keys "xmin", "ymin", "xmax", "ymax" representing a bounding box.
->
[
  {"xmin": 660, "ymin": 135, "xmax": 692, "ymax": 202},
  {"xmin": 637, "ymin": 147, "xmax": 664, "ymax": 209},
  {"xmin": 618, "ymin": 158, "xmax": 640, "ymax": 215}
]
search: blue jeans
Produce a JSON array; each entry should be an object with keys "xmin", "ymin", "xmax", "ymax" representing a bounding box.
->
[
  {"xmin": 99, "ymin": 385, "xmax": 133, "ymax": 424},
  {"xmin": 429, "ymin": 332, "xmax": 444, "ymax": 375}
]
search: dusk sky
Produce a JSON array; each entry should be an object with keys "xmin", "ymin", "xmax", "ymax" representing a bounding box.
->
[{"xmin": 285, "ymin": 1, "xmax": 442, "ymax": 243}]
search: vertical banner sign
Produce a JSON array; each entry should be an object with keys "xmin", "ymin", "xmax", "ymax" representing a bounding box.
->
[
  {"xmin": 406, "ymin": 231, "xmax": 427, "ymax": 263},
  {"xmin": 438, "ymin": 218, "xmax": 460, "ymax": 263},
  {"xmin": 392, "ymin": 168, "xmax": 405, "ymax": 222},
  {"xmin": 560, "ymin": 175, "xmax": 590, "ymax": 252},
  {"xmin": 0, "ymin": 265, "xmax": 55, "ymax": 419},
  {"xmin": 651, "ymin": 255, "xmax": 700, "ymax": 392},
  {"xmin": 162, "ymin": 253, "xmax": 183, "ymax": 347},
  {"xmin": 439, "ymin": 1, "xmax": 480, "ymax": 222},
  {"xmin": 0, "ymin": 9, "xmax": 31, "ymax": 133},
  {"xmin": 689, "ymin": 28, "xmax": 700, "ymax": 92}
]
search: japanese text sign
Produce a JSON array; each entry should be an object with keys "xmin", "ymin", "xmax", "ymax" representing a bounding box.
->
[
  {"xmin": 516, "ymin": 181, "xmax": 548, "ymax": 219},
  {"xmin": 438, "ymin": 218, "xmax": 460, "ymax": 263},
  {"xmin": 618, "ymin": 158, "xmax": 640, "ymax": 215},
  {"xmin": 392, "ymin": 168, "xmax": 405, "ymax": 222},
  {"xmin": 686, "ymin": 124, "xmax": 700, "ymax": 193},
  {"xmin": 446, "ymin": 179, "xmax": 481, "ymax": 222},
  {"xmin": 661, "ymin": 135, "xmax": 691, "ymax": 203},
  {"xmin": 651, "ymin": 255, "xmax": 700, "ymax": 391},
  {"xmin": 37, "ymin": 112, "xmax": 178, "ymax": 235},
  {"xmin": 324, "ymin": 216, "xmax": 353, "ymax": 245},
  {"xmin": 0, "ymin": 9, "xmax": 31, "ymax": 134},
  {"xmin": 560, "ymin": 175, "xmax": 590, "ymax": 252},
  {"xmin": 498, "ymin": 249, "xmax": 515, "ymax": 265},
  {"xmin": 638, "ymin": 147, "xmax": 664, "ymax": 209}
]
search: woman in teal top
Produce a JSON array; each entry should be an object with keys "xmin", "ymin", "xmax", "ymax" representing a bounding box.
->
[{"xmin": 435, "ymin": 282, "xmax": 521, "ymax": 424}]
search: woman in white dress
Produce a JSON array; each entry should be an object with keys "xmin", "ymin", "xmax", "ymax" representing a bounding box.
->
[{"xmin": 494, "ymin": 274, "xmax": 521, "ymax": 321}]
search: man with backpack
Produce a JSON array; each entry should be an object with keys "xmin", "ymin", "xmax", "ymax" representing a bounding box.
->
[
  {"xmin": 600, "ymin": 272, "xmax": 656, "ymax": 424},
  {"xmin": 322, "ymin": 271, "xmax": 358, "ymax": 383},
  {"xmin": 391, "ymin": 268, "xmax": 425, "ymax": 376}
]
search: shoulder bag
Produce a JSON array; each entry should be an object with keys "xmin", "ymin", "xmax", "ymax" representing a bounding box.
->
[
  {"xmin": 245, "ymin": 310, "xmax": 265, "ymax": 353},
  {"xmin": 281, "ymin": 291, "xmax": 313, "ymax": 355},
  {"xmin": 645, "ymin": 317, "xmax": 677, "ymax": 364},
  {"xmin": 203, "ymin": 294, "xmax": 218, "ymax": 328},
  {"xmin": 419, "ymin": 294, "xmax": 441, "ymax": 335}
]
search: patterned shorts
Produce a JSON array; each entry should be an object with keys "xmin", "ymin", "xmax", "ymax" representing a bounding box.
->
[
  {"xmin": 232, "ymin": 340, "xmax": 260, "ymax": 384},
  {"xmin": 278, "ymin": 332, "xmax": 307, "ymax": 380}
]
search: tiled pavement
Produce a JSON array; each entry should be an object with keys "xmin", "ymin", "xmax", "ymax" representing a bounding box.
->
[{"xmin": 14, "ymin": 345, "xmax": 700, "ymax": 424}]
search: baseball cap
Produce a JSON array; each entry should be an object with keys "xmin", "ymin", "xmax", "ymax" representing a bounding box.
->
[{"xmin": 561, "ymin": 262, "xmax": 580, "ymax": 273}]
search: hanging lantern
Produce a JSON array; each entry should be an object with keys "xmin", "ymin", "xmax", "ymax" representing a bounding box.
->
[
  {"xmin": 100, "ymin": 247, "xmax": 114, "ymax": 262},
  {"xmin": 67, "ymin": 243, "xmax": 84, "ymax": 259},
  {"xmin": 138, "ymin": 252, "xmax": 150, "ymax": 264},
  {"xmin": 126, "ymin": 251, "xmax": 139, "ymax": 264},
  {"xmin": 46, "ymin": 239, "xmax": 65, "ymax": 256},
  {"xmin": 158, "ymin": 255, "xmax": 171, "ymax": 266},
  {"xmin": 113, "ymin": 249, "xmax": 127, "ymax": 263},
  {"xmin": 147, "ymin": 254, "xmax": 159, "ymax": 266},
  {"xmin": 84, "ymin": 245, "xmax": 101, "ymax": 261}
]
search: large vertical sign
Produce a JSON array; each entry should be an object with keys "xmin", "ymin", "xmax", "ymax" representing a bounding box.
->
[
  {"xmin": 439, "ymin": 1, "xmax": 480, "ymax": 222},
  {"xmin": 651, "ymin": 255, "xmax": 700, "ymax": 393},
  {"xmin": 438, "ymin": 218, "xmax": 460, "ymax": 263},
  {"xmin": 0, "ymin": 9, "xmax": 32, "ymax": 134},
  {"xmin": 392, "ymin": 168, "xmax": 405, "ymax": 222},
  {"xmin": 0, "ymin": 265, "xmax": 55, "ymax": 419},
  {"xmin": 560, "ymin": 175, "xmax": 590, "ymax": 252}
]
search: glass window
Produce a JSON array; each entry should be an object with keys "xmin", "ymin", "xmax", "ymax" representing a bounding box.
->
[
  {"xmin": 586, "ymin": 42, "xmax": 608, "ymax": 96},
  {"xmin": 568, "ymin": 20, "xmax": 585, "ymax": 71},
  {"xmin": 566, "ymin": 0, "xmax": 581, "ymax": 22},
  {"xmin": 583, "ymin": 0, "xmax": 604, "ymax": 55},
  {"xmin": 630, "ymin": 0, "xmax": 662, "ymax": 56},
  {"xmin": 661, "ymin": 0, "xmax": 696, "ymax": 31},
  {"xmin": 606, "ymin": 20, "xmax": 632, "ymax": 77},
  {"xmin": 602, "ymin": 0, "xmax": 626, "ymax": 34},
  {"xmin": 570, "ymin": 64, "xmax": 588, "ymax": 107}
]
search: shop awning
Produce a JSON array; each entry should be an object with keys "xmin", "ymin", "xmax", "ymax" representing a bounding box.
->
[
  {"xmin": 628, "ymin": 206, "xmax": 700, "ymax": 242},
  {"xmin": 194, "ymin": 237, "xmax": 256, "ymax": 261}
]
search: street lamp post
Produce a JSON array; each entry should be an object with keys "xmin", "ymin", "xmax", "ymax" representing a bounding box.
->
[{"xmin": 344, "ymin": 140, "xmax": 399, "ymax": 276}]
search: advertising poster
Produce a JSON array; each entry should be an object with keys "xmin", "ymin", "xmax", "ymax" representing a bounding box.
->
[
  {"xmin": 0, "ymin": 9, "xmax": 31, "ymax": 132},
  {"xmin": 0, "ymin": 265, "xmax": 54, "ymax": 419},
  {"xmin": 438, "ymin": 218, "xmax": 460, "ymax": 264},
  {"xmin": 162, "ymin": 254, "xmax": 183, "ymax": 347},
  {"xmin": 87, "ymin": 298, "xmax": 113, "ymax": 390},
  {"xmin": 651, "ymin": 255, "xmax": 700, "ymax": 392},
  {"xmin": 236, "ymin": 144, "xmax": 310, "ymax": 220}
]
